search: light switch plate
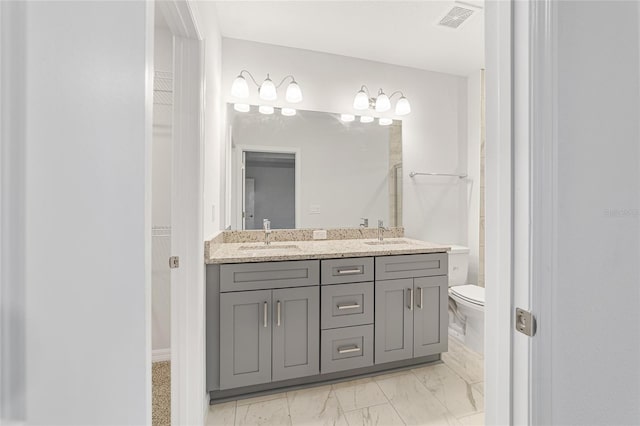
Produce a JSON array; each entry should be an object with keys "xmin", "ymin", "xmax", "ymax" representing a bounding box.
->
[{"xmin": 313, "ymin": 230, "xmax": 327, "ymax": 240}]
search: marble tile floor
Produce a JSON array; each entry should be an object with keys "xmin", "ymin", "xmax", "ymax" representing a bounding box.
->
[{"xmin": 207, "ymin": 337, "xmax": 484, "ymax": 426}]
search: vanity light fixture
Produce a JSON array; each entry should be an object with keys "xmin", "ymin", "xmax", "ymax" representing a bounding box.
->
[
  {"xmin": 281, "ymin": 107, "xmax": 297, "ymax": 117},
  {"xmin": 379, "ymin": 117, "xmax": 393, "ymax": 126},
  {"xmin": 352, "ymin": 85, "xmax": 411, "ymax": 116},
  {"xmin": 259, "ymin": 105, "xmax": 274, "ymax": 115},
  {"xmin": 360, "ymin": 115, "xmax": 374, "ymax": 123},
  {"xmin": 231, "ymin": 70, "xmax": 303, "ymax": 103},
  {"xmin": 234, "ymin": 103, "xmax": 250, "ymax": 113},
  {"xmin": 340, "ymin": 113, "xmax": 356, "ymax": 122}
]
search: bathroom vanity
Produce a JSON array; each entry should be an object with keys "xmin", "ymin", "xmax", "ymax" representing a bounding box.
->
[{"xmin": 205, "ymin": 233, "xmax": 449, "ymax": 402}]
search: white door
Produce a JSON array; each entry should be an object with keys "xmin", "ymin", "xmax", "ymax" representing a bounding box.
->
[{"xmin": 528, "ymin": 1, "xmax": 640, "ymax": 424}]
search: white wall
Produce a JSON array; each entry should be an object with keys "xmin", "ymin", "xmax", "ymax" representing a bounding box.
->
[
  {"xmin": 191, "ymin": 1, "xmax": 224, "ymax": 239},
  {"xmin": 222, "ymin": 38, "xmax": 468, "ymax": 244},
  {"xmin": 231, "ymin": 109, "xmax": 390, "ymax": 229},
  {"xmin": 467, "ymin": 71, "xmax": 482, "ymax": 285},
  {"xmin": 22, "ymin": 1, "xmax": 151, "ymax": 423}
]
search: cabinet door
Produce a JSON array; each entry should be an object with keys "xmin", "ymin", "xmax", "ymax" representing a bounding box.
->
[
  {"xmin": 219, "ymin": 290, "xmax": 272, "ymax": 389},
  {"xmin": 272, "ymin": 286, "xmax": 319, "ymax": 381},
  {"xmin": 374, "ymin": 278, "xmax": 414, "ymax": 364},
  {"xmin": 413, "ymin": 276, "xmax": 448, "ymax": 357}
]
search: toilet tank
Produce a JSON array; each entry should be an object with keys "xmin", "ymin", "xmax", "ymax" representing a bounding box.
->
[{"xmin": 448, "ymin": 245, "xmax": 470, "ymax": 286}]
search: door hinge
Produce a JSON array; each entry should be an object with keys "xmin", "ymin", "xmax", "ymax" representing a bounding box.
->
[
  {"xmin": 515, "ymin": 308, "xmax": 536, "ymax": 337},
  {"xmin": 169, "ymin": 256, "xmax": 180, "ymax": 269}
]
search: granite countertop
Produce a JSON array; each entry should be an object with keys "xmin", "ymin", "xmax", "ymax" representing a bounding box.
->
[{"xmin": 206, "ymin": 237, "xmax": 450, "ymax": 264}]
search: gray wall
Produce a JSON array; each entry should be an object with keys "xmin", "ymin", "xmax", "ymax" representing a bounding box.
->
[{"xmin": 246, "ymin": 164, "xmax": 296, "ymax": 229}]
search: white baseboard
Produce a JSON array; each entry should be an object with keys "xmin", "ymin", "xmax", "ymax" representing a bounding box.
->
[{"xmin": 152, "ymin": 348, "xmax": 171, "ymax": 362}]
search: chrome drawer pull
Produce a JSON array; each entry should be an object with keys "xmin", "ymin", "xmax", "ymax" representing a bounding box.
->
[
  {"xmin": 277, "ymin": 300, "xmax": 281, "ymax": 326},
  {"xmin": 263, "ymin": 301, "xmax": 268, "ymax": 328},
  {"xmin": 337, "ymin": 345, "xmax": 361, "ymax": 354},
  {"xmin": 337, "ymin": 303, "xmax": 361, "ymax": 310},
  {"xmin": 418, "ymin": 287, "xmax": 423, "ymax": 309},
  {"xmin": 408, "ymin": 288, "xmax": 414, "ymax": 310},
  {"xmin": 337, "ymin": 268, "xmax": 362, "ymax": 275}
]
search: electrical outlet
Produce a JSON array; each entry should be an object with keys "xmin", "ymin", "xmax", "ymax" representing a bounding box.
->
[
  {"xmin": 313, "ymin": 230, "xmax": 327, "ymax": 240},
  {"xmin": 211, "ymin": 205, "xmax": 216, "ymax": 222},
  {"xmin": 309, "ymin": 204, "xmax": 321, "ymax": 215}
]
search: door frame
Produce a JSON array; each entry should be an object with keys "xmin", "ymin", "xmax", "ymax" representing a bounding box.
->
[
  {"xmin": 0, "ymin": 1, "xmax": 27, "ymax": 421},
  {"xmin": 154, "ymin": 1, "xmax": 206, "ymax": 424},
  {"xmin": 234, "ymin": 144, "xmax": 302, "ymax": 230},
  {"xmin": 485, "ymin": 0, "xmax": 532, "ymax": 424}
]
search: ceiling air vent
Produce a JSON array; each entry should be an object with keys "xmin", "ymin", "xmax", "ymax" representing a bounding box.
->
[{"xmin": 438, "ymin": 6, "xmax": 475, "ymax": 29}]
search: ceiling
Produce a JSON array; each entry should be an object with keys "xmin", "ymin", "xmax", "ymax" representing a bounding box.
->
[{"xmin": 213, "ymin": 1, "xmax": 484, "ymax": 76}]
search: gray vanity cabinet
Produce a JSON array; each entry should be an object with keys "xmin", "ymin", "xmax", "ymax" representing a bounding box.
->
[
  {"xmin": 210, "ymin": 253, "xmax": 448, "ymax": 398},
  {"xmin": 220, "ymin": 290, "xmax": 272, "ymax": 389},
  {"xmin": 413, "ymin": 276, "xmax": 448, "ymax": 357},
  {"xmin": 374, "ymin": 255, "xmax": 448, "ymax": 364},
  {"xmin": 374, "ymin": 278, "xmax": 414, "ymax": 364},
  {"xmin": 218, "ymin": 260, "xmax": 320, "ymax": 390},
  {"xmin": 272, "ymin": 286, "xmax": 320, "ymax": 381}
]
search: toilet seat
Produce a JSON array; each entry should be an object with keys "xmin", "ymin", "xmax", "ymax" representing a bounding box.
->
[{"xmin": 449, "ymin": 284, "xmax": 485, "ymax": 307}]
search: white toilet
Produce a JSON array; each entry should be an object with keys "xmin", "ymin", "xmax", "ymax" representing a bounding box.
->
[{"xmin": 447, "ymin": 245, "xmax": 485, "ymax": 354}]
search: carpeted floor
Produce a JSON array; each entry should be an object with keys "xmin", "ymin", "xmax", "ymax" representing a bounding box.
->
[{"xmin": 152, "ymin": 361, "xmax": 171, "ymax": 426}]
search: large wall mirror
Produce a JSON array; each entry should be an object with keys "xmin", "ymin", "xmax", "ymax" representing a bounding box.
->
[{"xmin": 227, "ymin": 104, "xmax": 403, "ymax": 230}]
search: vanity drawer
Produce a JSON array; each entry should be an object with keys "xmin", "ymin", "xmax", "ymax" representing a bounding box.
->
[
  {"xmin": 321, "ymin": 257, "xmax": 374, "ymax": 285},
  {"xmin": 321, "ymin": 325, "xmax": 373, "ymax": 374},
  {"xmin": 375, "ymin": 253, "xmax": 448, "ymax": 280},
  {"xmin": 220, "ymin": 260, "xmax": 319, "ymax": 292},
  {"xmin": 321, "ymin": 282, "xmax": 373, "ymax": 329}
]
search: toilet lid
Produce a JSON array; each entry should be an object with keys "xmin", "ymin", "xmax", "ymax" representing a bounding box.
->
[{"xmin": 450, "ymin": 285, "xmax": 485, "ymax": 306}]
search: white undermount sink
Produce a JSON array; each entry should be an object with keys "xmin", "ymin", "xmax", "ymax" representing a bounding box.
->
[
  {"xmin": 364, "ymin": 239, "xmax": 412, "ymax": 246},
  {"xmin": 238, "ymin": 244, "xmax": 300, "ymax": 251}
]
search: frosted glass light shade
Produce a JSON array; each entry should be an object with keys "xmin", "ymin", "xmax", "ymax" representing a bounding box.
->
[
  {"xmin": 395, "ymin": 96, "xmax": 411, "ymax": 116},
  {"xmin": 375, "ymin": 93, "xmax": 391, "ymax": 112},
  {"xmin": 231, "ymin": 75, "xmax": 249, "ymax": 98},
  {"xmin": 259, "ymin": 105, "xmax": 274, "ymax": 115},
  {"xmin": 234, "ymin": 103, "xmax": 250, "ymax": 112},
  {"xmin": 285, "ymin": 81, "xmax": 303, "ymax": 103},
  {"xmin": 281, "ymin": 107, "xmax": 296, "ymax": 116},
  {"xmin": 353, "ymin": 90, "xmax": 370, "ymax": 110},
  {"xmin": 341, "ymin": 114, "xmax": 355, "ymax": 122},
  {"xmin": 259, "ymin": 77, "xmax": 277, "ymax": 101},
  {"xmin": 379, "ymin": 117, "xmax": 393, "ymax": 126},
  {"xmin": 360, "ymin": 116, "xmax": 374, "ymax": 123}
]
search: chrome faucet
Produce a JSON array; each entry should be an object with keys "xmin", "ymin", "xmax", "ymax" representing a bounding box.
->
[
  {"xmin": 377, "ymin": 219, "xmax": 388, "ymax": 241},
  {"xmin": 360, "ymin": 218, "xmax": 369, "ymax": 228},
  {"xmin": 263, "ymin": 219, "xmax": 272, "ymax": 245}
]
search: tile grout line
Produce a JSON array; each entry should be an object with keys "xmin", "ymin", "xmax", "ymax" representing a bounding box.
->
[
  {"xmin": 283, "ymin": 391, "xmax": 293, "ymax": 426},
  {"xmin": 374, "ymin": 376, "xmax": 409, "ymax": 426},
  {"xmin": 341, "ymin": 401, "xmax": 392, "ymax": 414},
  {"xmin": 232, "ymin": 401, "xmax": 237, "ymax": 426},
  {"xmin": 408, "ymin": 365, "xmax": 470, "ymax": 424}
]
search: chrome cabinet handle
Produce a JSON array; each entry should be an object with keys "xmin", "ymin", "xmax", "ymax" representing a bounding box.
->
[
  {"xmin": 337, "ymin": 345, "xmax": 361, "ymax": 354},
  {"xmin": 277, "ymin": 300, "xmax": 281, "ymax": 326},
  {"xmin": 418, "ymin": 287, "xmax": 423, "ymax": 309},
  {"xmin": 263, "ymin": 301, "xmax": 268, "ymax": 328},
  {"xmin": 337, "ymin": 303, "xmax": 361, "ymax": 310},
  {"xmin": 408, "ymin": 288, "xmax": 414, "ymax": 310},
  {"xmin": 337, "ymin": 268, "xmax": 362, "ymax": 275}
]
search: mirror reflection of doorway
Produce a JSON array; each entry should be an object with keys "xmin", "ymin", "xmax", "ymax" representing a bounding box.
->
[{"xmin": 243, "ymin": 151, "xmax": 296, "ymax": 230}]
